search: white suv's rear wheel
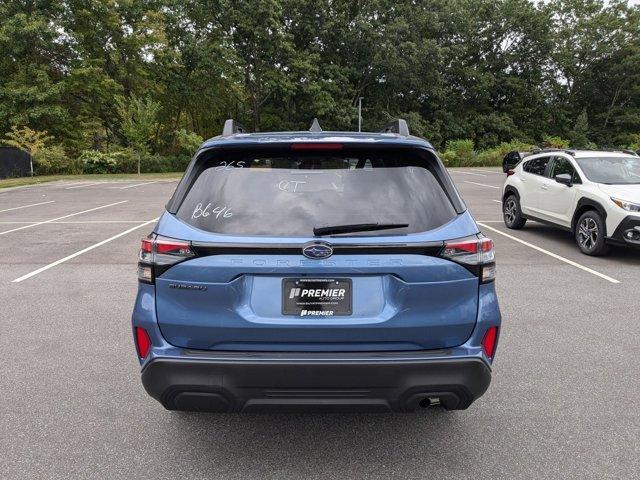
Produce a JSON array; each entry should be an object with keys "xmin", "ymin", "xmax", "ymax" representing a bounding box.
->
[
  {"xmin": 503, "ymin": 195, "xmax": 526, "ymax": 229},
  {"xmin": 575, "ymin": 211, "xmax": 609, "ymax": 256}
]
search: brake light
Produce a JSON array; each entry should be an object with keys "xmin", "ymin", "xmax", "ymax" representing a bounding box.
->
[
  {"xmin": 482, "ymin": 326, "xmax": 499, "ymax": 359},
  {"xmin": 440, "ymin": 236, "xmax": 496, "ymax": 283},
  {"xmin": 506, "ymin": 170, "xmax": 515, "ymax": 176},
  {"xmin": 138, "ymin": 234, "xmax": 195, "ymax": 283},
  {"xmin": 290, "ymin": 143, "xmax": 343, "ymax": 151},
  {"xmin": 135, "ymin": 327, "xmax": 152, "ymax": 359}
]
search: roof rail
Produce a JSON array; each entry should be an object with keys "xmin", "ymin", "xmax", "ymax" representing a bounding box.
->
[
  {"xmin": 309, "ymin": 118, "xmax": 322, "ymax": 132},
  {"xmin": 222, "ymin": 119, "xmax": 247, "ymax": 137},
  {"xmin": 601, "ymin": 148, "xmax": 638, "ymax": 156},
  {"xmin": 381, "ymin": 119, "xmax": 410, "ymax": 136}
]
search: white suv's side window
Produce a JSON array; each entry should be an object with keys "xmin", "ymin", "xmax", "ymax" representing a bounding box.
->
[
  {"xmin": 522, "ymin": 157, "xmax": 551, "ymax": 176},
  {"xmin": 549, "ymin": 157, "xmax": 581, "ymax": 184}
]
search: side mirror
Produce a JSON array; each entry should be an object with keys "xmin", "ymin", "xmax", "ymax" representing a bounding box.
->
[{"xmin": 555, "ymin": 173, "xmax": 572, "ymax": 186}]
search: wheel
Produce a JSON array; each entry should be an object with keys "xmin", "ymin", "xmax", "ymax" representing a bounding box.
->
[
  {"xmin": 575, "ymin": 211, "xmax": 609, "ymax": 256},
  {"xmin": 503, "ymin": 195, "xmax": 526, "ymax": 229}
]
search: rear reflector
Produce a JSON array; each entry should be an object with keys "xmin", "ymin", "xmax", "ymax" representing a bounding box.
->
[
  {"xmin": 290, "ymin": 143, "xmax": 343, "ymax": 151},
  {"xmin": 482, "ymin": 326, "xmax": 499, "ymax": 359},
  {"xmin": 135, "ymin": 327, "xmax": 152, "ymax": 359}
]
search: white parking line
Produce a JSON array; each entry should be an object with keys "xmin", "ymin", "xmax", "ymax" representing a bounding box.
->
[
  {"xmin": 65, "ymin": 182, "xmax": 103, "ymax": 189},
  {"xmin": 477, "ymin": 222, "xmax": 620, "ymax": 284},
  {"xmin": 450, "ymin": 170, "xmax": 487, "ymax": 177},
  {"xmin": 0, "ymin": 201, "xmax": 127, "ymax": 236},
  {"xmin": 116, "ymin": 181, "xmax": 159, "ymax": 189},
  {"xmin": 464, "ymin": 181, "xmax": 500, "ymax": 189},
  {"xmin": 0, "ymin": 200, "xmax": 55, "ymax": 213},
  {"xmin": 0, "ymin": 220, "xmax": 151, "ymax": 224},
  {"xmin": 12, "ymin": 218, "xmax": 158, "ymax": 283},
  {"xmin": 492, "ymin": 199, "xmax": 502, "ymax": 203}
]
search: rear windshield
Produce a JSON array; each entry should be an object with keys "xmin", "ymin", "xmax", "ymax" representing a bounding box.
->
[{"xmin": 175, "ymin": 151, "xmax": 458, "ymax": 237}]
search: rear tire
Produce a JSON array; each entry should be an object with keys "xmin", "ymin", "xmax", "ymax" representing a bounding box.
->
[
  {"xmin": 503, "ymin": 195, "xmax": 526, "ymax": 229},
  {"xmin": 575, "ymin": 211, "xmax": 609, "ymax": 256}
]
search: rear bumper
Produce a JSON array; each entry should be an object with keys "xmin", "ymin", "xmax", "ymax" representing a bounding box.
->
[{"xmin": 141, "ymin": 353, "xmax": 492, "ymax": 412}]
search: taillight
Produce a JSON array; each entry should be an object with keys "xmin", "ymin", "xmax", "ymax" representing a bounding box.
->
[
  {"xmin": 135, "ymin": 327, "xmax": 152, "ymax": 359},
  {"xmin": 138, "ymin": 234, "xmax": 195, "ymax": 283},
  {"xmin": 440, "ymin": 235, "xmax": 496, "ymax": 283},
  {"xmin": 506, "ymin": 170, "xmax": 515, "ymax": 177},
  {"xmin": 482, "ymin": 326, "xmax": 499, "ymax": 359}
]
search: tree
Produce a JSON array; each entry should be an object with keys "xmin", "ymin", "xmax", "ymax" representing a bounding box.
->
[
  {"xmin": 116, "ymin": 95, "xmax": 160, "ymax": 174},
  {"xmin": 569, "ymin": 109, "xmax": 591, "ymax": 148}
]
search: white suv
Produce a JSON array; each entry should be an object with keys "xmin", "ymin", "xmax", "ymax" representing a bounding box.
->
[{"xmin": 502, "ymin": 149, "xmax": 640, "ymax": 255}]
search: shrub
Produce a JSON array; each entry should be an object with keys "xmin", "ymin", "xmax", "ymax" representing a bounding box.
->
[
  {"xmin": 79, "ymin": 150, "xmax": 119, "ymax": 174},
  {"xmin": 34, "ymin": 145, "xmax": 82, "ymax": 174},
  {"xmin": 442, "ymin": 139, "xmax": 475, "ymax": 166},
  {"xmin": 439, "ymin": 150, "xmax": 457, "ymax": 166},
  {"xmin": 474, "ymin": 140, "xmax": 537, "ymax": 167},
  {"xmin": 542, "ymin": 135, "xmax": 570, "ymax": 149}
]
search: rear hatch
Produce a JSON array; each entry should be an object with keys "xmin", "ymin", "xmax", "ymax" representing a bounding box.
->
[{"xmin": 150, "ymin": 143, "xmax": 485, "ymax": 352}]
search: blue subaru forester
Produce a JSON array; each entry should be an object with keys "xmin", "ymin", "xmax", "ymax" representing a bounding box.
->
[{"xmin": 132, "ymin": 119, "xmax": 501, "ymax": 412}]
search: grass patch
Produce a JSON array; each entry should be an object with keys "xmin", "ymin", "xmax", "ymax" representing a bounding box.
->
[{"xmin": 0, "ymin": 172, "xmax": 183, "ymax": 189}]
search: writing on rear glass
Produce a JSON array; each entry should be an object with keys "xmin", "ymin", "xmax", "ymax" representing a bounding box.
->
[{"xmin": 192, "ymin": 203, "xmax": 233, "ymax": 219}]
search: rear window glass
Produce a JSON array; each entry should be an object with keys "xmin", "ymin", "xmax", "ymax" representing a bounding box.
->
[
  {"xmin": 523, "ymin": 157, "xmax": 550, "ymax": 176},
  {"xmin": 176, "ymin": 152, "xmax": 458, "ymax": 237}
]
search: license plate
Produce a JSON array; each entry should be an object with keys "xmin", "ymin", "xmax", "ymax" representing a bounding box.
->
[{"xmin": 282, "ymin": 278, "xmax": 352, "ymax": 316}]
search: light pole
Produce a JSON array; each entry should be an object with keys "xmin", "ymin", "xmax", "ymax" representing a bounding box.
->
[{"xmin": 358, "ymin": 97, "xmax": 363, "ymax": 132}]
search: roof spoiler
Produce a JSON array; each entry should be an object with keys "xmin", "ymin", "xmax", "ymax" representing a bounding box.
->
[
  {"xmin": 380, "ymin": 119, "xmax": 410, "ymax": 136},
  {"xmin": 222, "ymin": 119, "xmax": 248, "ymax": 136}
]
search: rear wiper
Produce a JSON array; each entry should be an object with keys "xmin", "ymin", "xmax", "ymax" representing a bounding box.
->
[{"xmin": 313, "ymin": 223, "xmax": 409, "ymax": 236}]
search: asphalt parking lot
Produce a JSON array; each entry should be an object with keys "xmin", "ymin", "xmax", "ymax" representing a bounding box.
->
[{"xmin": 1, "ymin": 170, "xmax": 639, "ymax": 480}]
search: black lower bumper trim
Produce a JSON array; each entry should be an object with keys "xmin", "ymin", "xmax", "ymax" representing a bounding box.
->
[
  {"xmin": 609, "ymin": 215, "xmax": 640, "ymax": 247},
  {"xmin": 141, "ymin": 354, "xmax": 492, "ymax": 413}
]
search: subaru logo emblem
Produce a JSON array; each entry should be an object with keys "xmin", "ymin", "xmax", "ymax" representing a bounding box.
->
[{"xmin": 302, "ymin": 242, "xmax": 333, "ymax": 259}]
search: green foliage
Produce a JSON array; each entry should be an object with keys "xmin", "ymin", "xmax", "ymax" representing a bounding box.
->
[
  {"xmin": 1, "ymin": 0, "xmax": 639, "ymax": 164},
  {"xmin": 442, "ymin": 139, "xmax": 537, "ymax": 167},
  {"xmin": 569, "ymin": 109, "xmax": 591, "ymax": 148},
  {"xmin": 443, "ymin": 139, "xmax": 475, "ymax": 167},
  {"xmin": 175, "ymin": 129, "xmax": 204, "ymax": 156},
  {"xmin": 3, "ymin": 126, "xmax": 53, "ymax": 155},
  {"xmin": 34, "ymin": 145, "xmax": 81, "ymax": 175},
  {"xmin": 116, "ymin": 96, "xmax": 160, "ymax": 156},
  {"xmin": 627, "ymin": 134, "xmax": 640, "ymax": 151},
  {"xmin": 475, "ymin": 140, "xmax": 537, "ymax": 166},
  {"xmin": 543, "ymin": 136, "xmax": 571, "ymax": 149},
  {"xmin": 79, "ymin": 150, "xmax": 120, "ymax": 174}
]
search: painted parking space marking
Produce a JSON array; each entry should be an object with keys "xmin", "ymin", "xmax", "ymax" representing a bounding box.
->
[
  {"xmin": 115, "ymin": 181, "xmax": 159, "ymax": 189},
  {"xmin": 0, "ymin": 220, "xmax": 152, "ymax": 224},
  {"xmin": 0, "ymin": 200, "xmax": 55, "ymax": 213},
  {"xmin": 492, "ymin": 199, "xmax": 502, "ymax": 203},
  {"xmin": 0, "ymin": 201, "xmax": 128, "ymax": 236},
  {"xmin": 65, "ymin": 182, "xmax": 105, "ymax": 189},
  {"xmin": 12, "ymin": 218, "xmax": 158, "ymax": 283},
  {"xmin": 477, "ymin": 222, "xmax": 620, "ymax": 284},
  {"xmin": 450, "ymin": 170, "xmax": 487, "ymax": 177},
  {"xmin": 464, "ymin": 181, "xmax": 500, "ymax": 189}
]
